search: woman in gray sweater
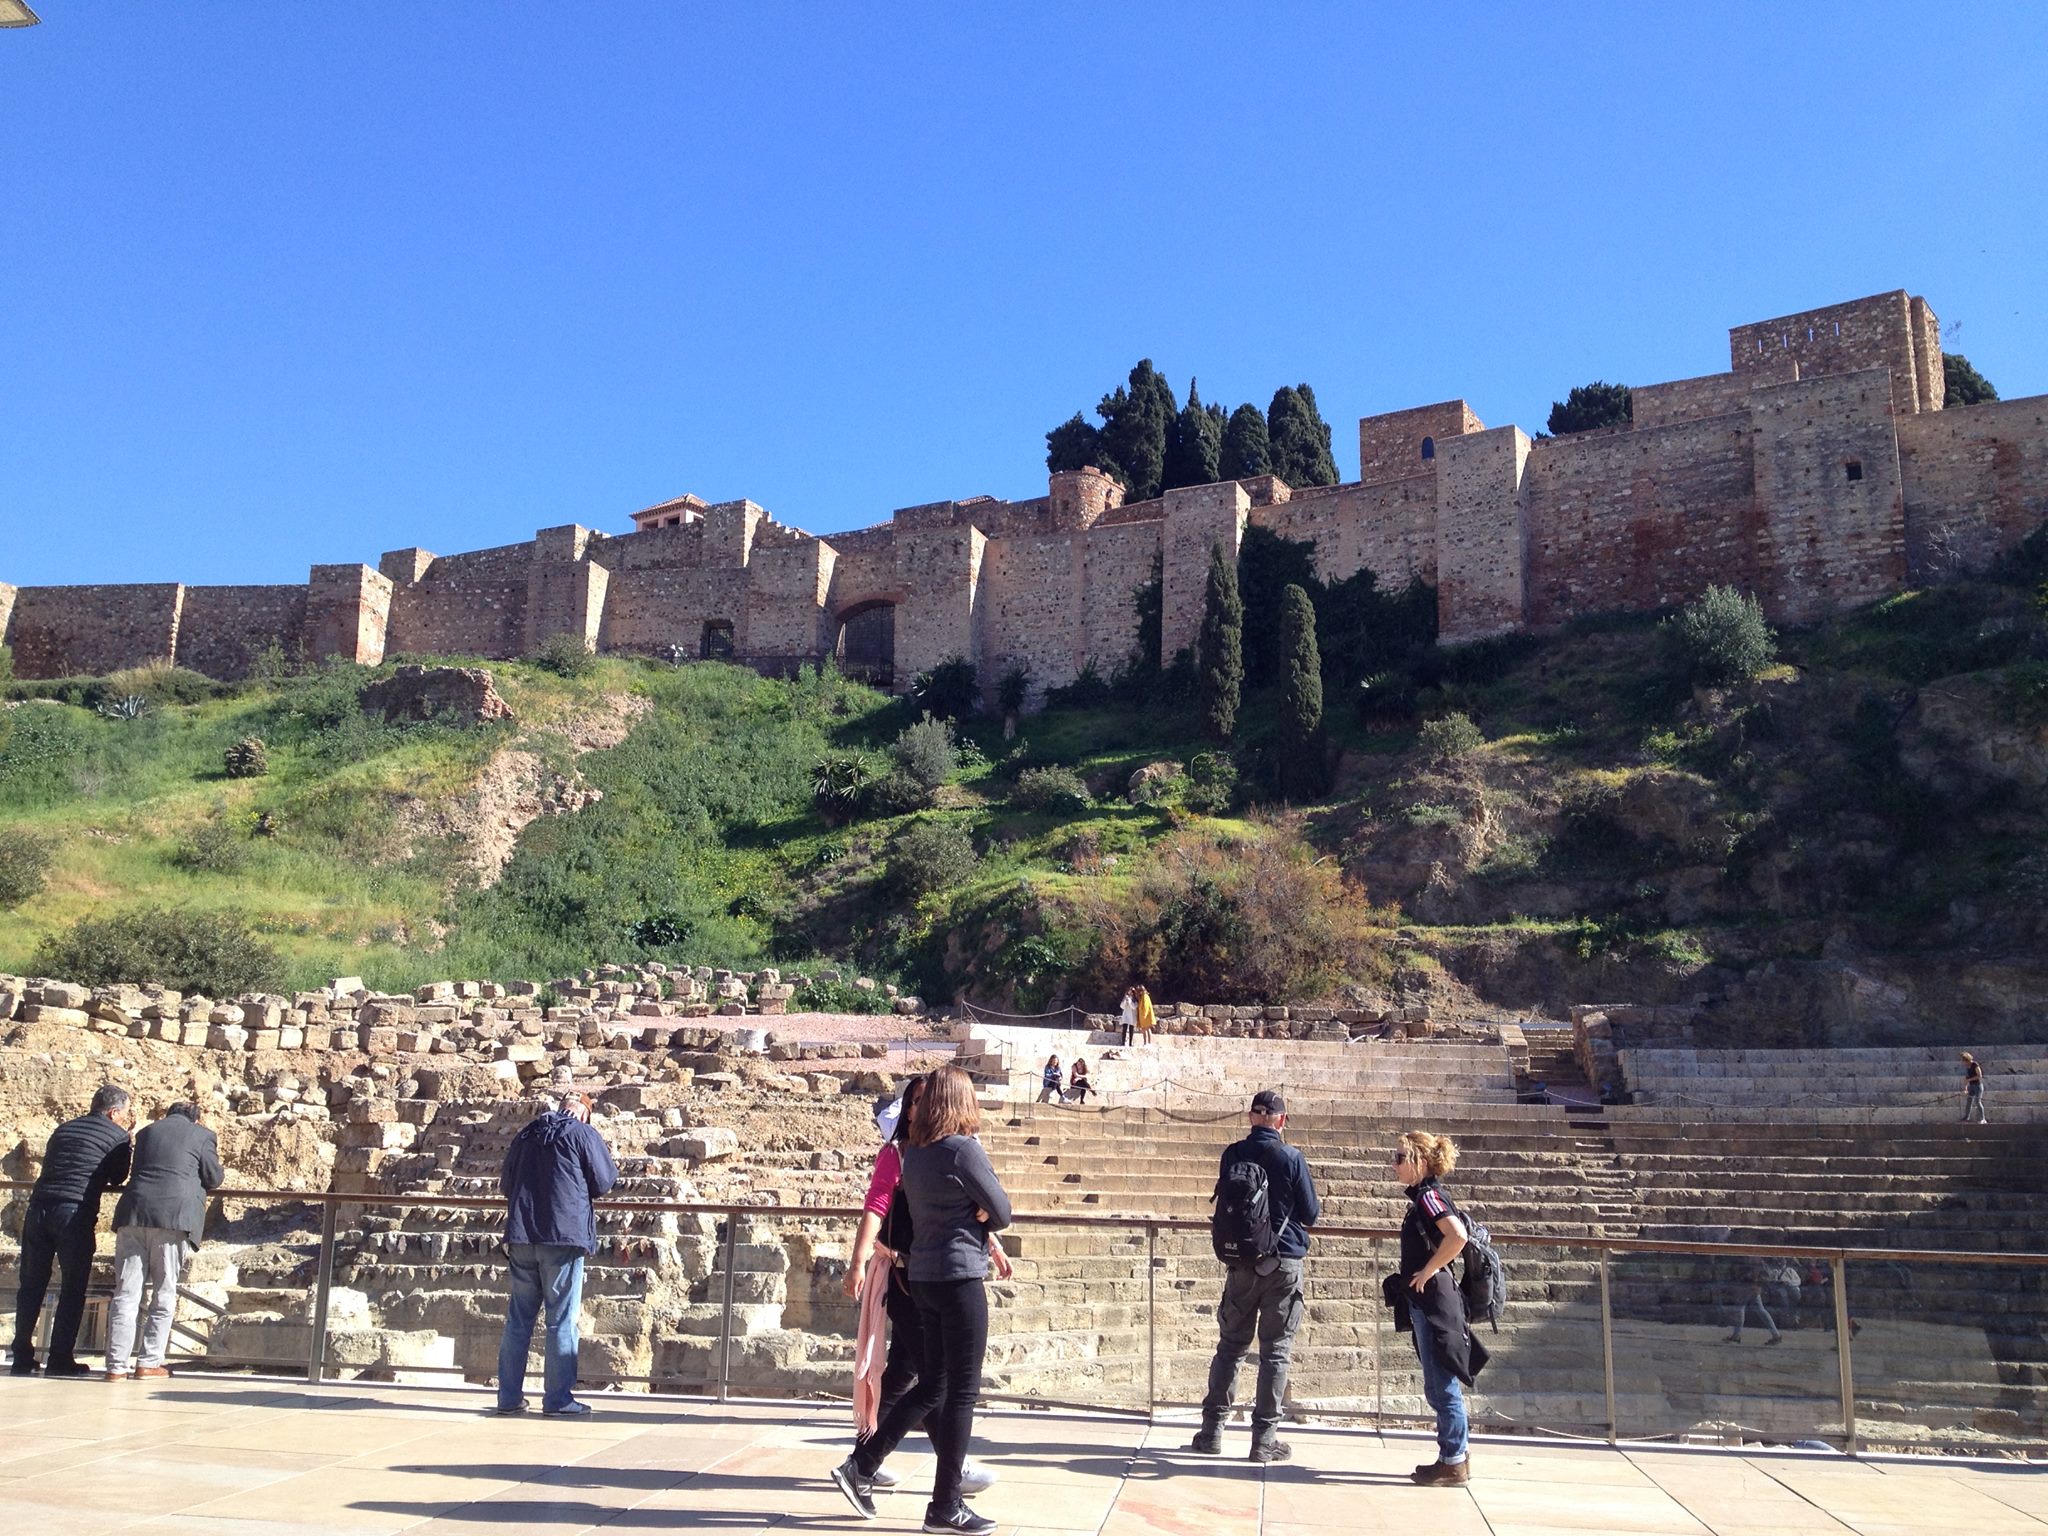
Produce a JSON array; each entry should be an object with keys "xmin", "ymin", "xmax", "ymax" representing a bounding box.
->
[{"xmin": 840, "ymin": 1065, "xmax": 1010, "ymax": 1536}]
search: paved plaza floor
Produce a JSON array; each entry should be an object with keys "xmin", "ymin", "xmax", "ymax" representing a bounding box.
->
[{"xmin": 0, "ymin": 1375, "xmax": 2040, "ymax": 1536}]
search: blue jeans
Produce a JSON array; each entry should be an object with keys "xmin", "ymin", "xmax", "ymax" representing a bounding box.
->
[
  {"xmin": 1412, "ymin": 1312, "xmax": 1469, "ymax": 1464},
  {"xmin": 498, "ymin": 1242, "xmax": 585, "ymax": 1412}
]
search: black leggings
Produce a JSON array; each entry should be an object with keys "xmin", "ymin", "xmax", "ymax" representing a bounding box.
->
[{"xmin": 854, "ymin": 1276, "xmax": 989, "ymax": 1517}]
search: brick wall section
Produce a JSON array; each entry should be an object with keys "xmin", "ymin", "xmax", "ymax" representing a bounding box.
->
[
  {"xmin": 176, "ymin": 584, "xmax": 309, "ymax": 680},
  {"xmin": 303, "ymin": 564, "xmax": 392, "ymax": 666},
  {"xmin": 744, "ymin": 538, "xmax": 835, "ymax": 665},
  {"xmin": 523, "ymin": 526, "xmax": 604, "ymax": 653},
  {"xmin": 1633, "ymin": 361, "xmax": 1797, "ymax": 429},
  {"xmin": 1523, "ymin": 416, "xmax": 1760, "ymax": 627},
  {"xmin": 1358, "ymin": 400, "xmax": 1482, "ymax": 482},
  {"xmin": 891, "ymin": 525, "xmax": 985, "ymax": 683},
  {"xmin": 7, "ymin": 583, "xmax": 184, "ymax": 678},
  {"xmin": 1081, "ymin": 520, "xmax": 1162, "ymax": 679},
  {"xmin": 1897, "ymin": 394, "xmax": 2048, "ymax": 579},
  {"xmin": 1749, "ymin": 369, "xmax": 1907, "ymax": 624},
  {"xmin": 1160, "ymin": 482, "xmax": 1250, "ymax": 661},
  {"xmin": 602, "ymin": 567, "xmax": 750, "ymax": 657},
  {"xmin": 1731, "ymin": 290, "xmax": 1940, "ymax": 416},
  {"xmin": 1435, "ymin": 427, "xmax": 1532, "ymax": 642},
  {"xmin": 980, "ymin": 531, "xmax": 1086, "ymax": 698},
  {"xmin": 384, "ymin": 543, "xmax": 530, "ymax": 659}
]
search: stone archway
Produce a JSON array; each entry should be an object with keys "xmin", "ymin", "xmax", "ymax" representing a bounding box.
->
[{"xmin": 833, "ymin": 600, "xmax": 896, "ymax": 689}]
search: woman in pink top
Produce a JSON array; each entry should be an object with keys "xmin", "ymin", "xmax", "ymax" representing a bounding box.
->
[{"xmin": 836, "ymin": 1075, "xmax": 1007, "ymax": 1515}]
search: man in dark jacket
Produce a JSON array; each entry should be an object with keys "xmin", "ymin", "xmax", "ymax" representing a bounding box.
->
[
  {"xmin": 1189, "ymin": 1089, "xmax": 1321, "ymax": 1462},
  {"xmin": 495, "ymin": 1093, "xmax": 618, "ymax": 1417},
  {"xmin": 10, "ymin": 1085, "xmax": 134, "ymax": 1376},
  {"xmin": 106, "ymin": 1102, "xmax": 225, "ymax": 1379}
]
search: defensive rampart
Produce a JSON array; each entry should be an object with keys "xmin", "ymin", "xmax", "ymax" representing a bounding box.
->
[{"xmin": 7, "ymin": 288, "xmax": 2043, "ymax": 697}]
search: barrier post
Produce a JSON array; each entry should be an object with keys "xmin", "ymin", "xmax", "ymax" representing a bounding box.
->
[
  {"xmin": 1833, "ymin": 1255, "xmax": 1857, "ymax": 1456},
  {"xmin": 1145, "ymin": 1222, "xmax": 1157, "ymax": 1415},
  {"xmin": 306, "ymin": 1199, "xmax": 338, "ymax": 1385},
  {"xmin": 716, "ymin": 1216, "xmax": 739, "ymax": 1403},
  {"xmin": 1599, "ymin": 1248, "xmax": 1617, "ymax": 1445}
]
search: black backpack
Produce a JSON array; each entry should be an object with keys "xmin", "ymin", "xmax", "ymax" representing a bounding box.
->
[
  {"xmin": 1211, "ymin": 1154, "xmax": 1278, "ymax": 1266},
  {"xmin": 1458, "ymin": 1217, "xmax": 1507, "ymax": 1332}
]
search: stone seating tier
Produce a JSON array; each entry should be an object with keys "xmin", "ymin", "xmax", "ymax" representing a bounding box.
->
[{"xmin": 1616, "ymin": 1045, "xmax": 2048, "ymax": 1120}]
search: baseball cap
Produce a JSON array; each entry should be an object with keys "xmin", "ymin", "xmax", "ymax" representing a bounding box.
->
[{"xmin": 1250, "ymin": 1089, "xmax": 1285, "ymax": 1115}]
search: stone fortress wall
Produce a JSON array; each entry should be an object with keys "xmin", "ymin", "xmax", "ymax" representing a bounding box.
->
[{"xmin": 7, "ymin": 289, "xmax": 2046, "ymax": 696}]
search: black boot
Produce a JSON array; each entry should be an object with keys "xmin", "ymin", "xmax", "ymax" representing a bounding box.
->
[{"xmin": 1186, "ymin": 1420, "xmax": 1223, "ymax": 1455}]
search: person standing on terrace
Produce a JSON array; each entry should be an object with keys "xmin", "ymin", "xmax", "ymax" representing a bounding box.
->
[
  {"xmin": 105, "ymin": 1100, "xmax": 223, "ymax": 1382},
  {"xmin": 493, "ymin": 1091, "xmax": 617, "ymax": 1418},
  {"xmin": 1390, "ymin": 1129, "xmax": 1487, "ymax": 1486},
  {"xmin": 11, "ymin": 1084, "xmax": 134, "ymax": 1377},
  {"xmin": 1189, "ymin": 1088, "xmax": 1321, "ymax": 1463}
]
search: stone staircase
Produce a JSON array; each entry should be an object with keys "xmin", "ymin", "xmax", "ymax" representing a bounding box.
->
[{"xmin": 1616, "ymin": 1044, "xmax": 2048, "ymax": 1121}]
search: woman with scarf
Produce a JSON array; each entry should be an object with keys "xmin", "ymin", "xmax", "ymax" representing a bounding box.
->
[{"xmin": 1390, "ymin": 1129, "xmax": 1487, "ymax": 1486}]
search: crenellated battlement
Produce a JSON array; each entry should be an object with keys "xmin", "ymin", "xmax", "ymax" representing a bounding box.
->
[{"xmin": 6, "ymin": 288, "xmax": 2044, "ymax": 698}]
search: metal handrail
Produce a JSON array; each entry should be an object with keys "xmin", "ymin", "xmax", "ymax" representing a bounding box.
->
[{"xmin": 8, "ymin": 1178, "xmax": 2046, "ymax": 1456}]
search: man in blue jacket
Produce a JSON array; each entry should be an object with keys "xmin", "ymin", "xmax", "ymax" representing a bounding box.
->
[
  {"xmin": 1188, "ymin": 1088, "xmax": 1320, "ymax": 1463},
  {"xmin": 495, "ymin": 1092, "xmax": 617, "ymax": 1417}
]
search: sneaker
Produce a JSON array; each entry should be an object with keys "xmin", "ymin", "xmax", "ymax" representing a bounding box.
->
[
  {"xmin": 832, "ymin": 1457, "xmax": 878, "ymax": 1520},
  {"xmin": 1248, "ymin": 1439, "xmax": 1292, "ymax": 1463},
  {"xmin": 1721, "ymin": 1334, "xmax": 1741, "ymax": 1344},
  {"xmin": 1186, "ymin": 1426, "xmax": 1223, "ymax": 1455},
  {"xmin": 865, "ymin": 1464, "xmax": 899, "ymax": 1490},
  {"xmin": 1412, "ymin": 1459, "xmax": 1471, "ymax": 1486},
  {"xmin": 490, "ymin": 1399, "xmax": 530, "ymax": 1416},
  {"xmin": 541, "ymin": 1400, "xmax": 592, "ymax": 1418},
  {"xmin": 1765, "ymin": 1336, "xmax": 1782, "ymax": 1347},
  {"xmin": 922, "ymin": 1507, "xmax": 996, "ymax": 1536},
  {"xmin": 44, "ymin": 1361, "xmax": 94, "ymax": 1378},
  {"xmin": 958, "ymin": 1461, "xmax": 997, "ymax": 1496}
]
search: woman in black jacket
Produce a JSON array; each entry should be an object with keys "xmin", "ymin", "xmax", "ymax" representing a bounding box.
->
[
  {"xmin": 878, "ymin": 1065, "xmax": 1012, "ymax": 1536},
  {"xmin": 1395, "ymin": 1130, "xmax": 1475, "ymax": 1487}
]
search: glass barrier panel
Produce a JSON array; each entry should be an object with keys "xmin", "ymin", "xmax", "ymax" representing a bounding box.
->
[
  {"xmin": 987, "ymin": 1217, "xmax": 1152, "ymax": 1415},
  {"xmin": 1457, "ymin": 1241, "xmax": 1606, "ymax": 1440},
  {"xmin": 1846, "ymin": 1254, "xmax": 2048, "ymax": 1453},
  {"xmin": 1611, "ymin": 1248, "xmax": 1847, "ymax": 1447}
]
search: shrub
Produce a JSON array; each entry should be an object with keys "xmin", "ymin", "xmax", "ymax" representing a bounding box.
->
[
  {"xmin": 911, "ymin": 657, "xmax": 978, "ymax": 720},
  {"xmin": 1075, "ymin": 821, "xmax": 1390, "ymax": 1003},
  {"xmin": 0, "ymin": 702, "xmax": 94, "ymax": 805},
  {"xmin": 997, "ymin": 664, "xmax": 1030, "ymax": 719},
  {"xmin": 812, "ymin": 751, "xmax": 875, "ymax": 823},
  {"xmin": 1184, "ymin": 752, "xmax": 1239, "ymax": 814},
  {"xmin": 1667, "ymin": 584, "xmax": 1777, "ymax": 684},
  {"xmin": 0, "ymin": 826, "xmax": 53, "ymax": 907},
  {"xmin": 531, "ymin": 632, "xmax": 598, "ymax": 678},
  {"xmin": 891, "ymin": 715, "xmax": 959, "ymax": 791},
  {"xmin": 224, "ymin": 736, "xmax": 269, "ymax": 778},
  {"xmin": 1355, "ymin": 670, "xmax": 1419, "ymax": 724},
  {"xmin": 32, "ymin": 906, "xmax": 288, "ymax": 994},
  {"xmin": 1418, "ymin": 712, "xmax": 1484, "ymax": 762},
  {"xmin": 889, "ymin": 820, "xmax": 980, "ymax": 898},
  {"xmin": 97, "ymin": 694, "xmax": 151, "ymax": 722},
  {"xmin": 627, "ymin": 913, "xmax": 692, "ymax": 949},
  {"xmin": 1011, "ymin": 765, "xmax": 1091, "ymax": 814},
  {"xmin": 1044, "ymin": 660, "xmax": 1113, "ymax": 711},
  {"xmin": 105, "ymin": 660, "xmax": 220, "ymax": 706},
  {"xmin": 793, "ymin": 977, "xmax": 895, "ymax": 1014},
  {"xmin": 174, "ymin": 812, "xmax": 249, "ymax": 875},
  {"xmin": 867, "ymin": 769, "xmax": 935, "ymax": 816},
  {"xmin": 0, "ymin": 644, "xmax": 11, "ymax": 682}
]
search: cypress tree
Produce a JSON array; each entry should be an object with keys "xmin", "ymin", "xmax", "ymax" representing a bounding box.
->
[
  {"xmin": 1198, "ymin": 541, "xmax": 1244, "ymax": 742},
  {"xmin": 1268, "ymin": 385, "xmax": 1339, "ymax": 487},
  {"xmin": 1163, "ymin": 377, "xmax": 1224, "ymax": 491},
  {"xmin": 1277, "ymin": 583, "xmax": 1325, "ymax": 799},
  {"xmin": 1219, "ymin": 402, "xmax": 1272, "ymax": 479},
  {"xmin": 1098, "ymin": 360, "xmax": 1176, "ymax": 502},
  {"xmin": 1045, "ymin": 411, "xmax": 1106, "ymax": 475}
]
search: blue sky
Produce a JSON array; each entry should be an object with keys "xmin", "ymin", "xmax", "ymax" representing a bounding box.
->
[{"xmin": 3, "ymin": 3, "xmax": 2043, "ymax": 587}]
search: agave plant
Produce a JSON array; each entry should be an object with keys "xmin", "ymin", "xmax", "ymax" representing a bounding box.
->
[{"xmin": 97, "ymin": 694, "xmax": 151, "ymax": 721}]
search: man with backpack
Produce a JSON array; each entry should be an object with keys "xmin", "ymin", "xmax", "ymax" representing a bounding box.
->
[{"xmin": 1188, "ymin": 1089, "xmax": 1320, "ymax": 1463}]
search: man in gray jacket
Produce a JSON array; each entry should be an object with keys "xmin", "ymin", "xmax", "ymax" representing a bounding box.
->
[{"xmin": 105, "ymin": 1102, "xmax": 224, "ymax": 1380}]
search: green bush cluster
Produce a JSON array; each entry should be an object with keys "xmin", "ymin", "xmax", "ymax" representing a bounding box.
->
[
  {"xmin": 792, "ymin": 977, "xmax": 895, "ymax": 1014},
  {"xmin": 911, "ymin": 658, "xmax": 978, "ymax": 720},
  {"xmin": 530, "ymin": 632, "xmax": 598, "ymax": 679},
  {"xmin": 1011, "ymin": 765, "xmax": 1091, "ymax": 813},
  {"xmin": 1667, "ymin": 584, "xmax": 1776, "ymax": 684},
  {"xmin": 0, "ymin": 826, "xmax": 53, "ymax": 908},
  {"xmin": 32, "ymin": 906, "xmax": 288, "ymax": 995},
  {"xmin": 1418, "ymin": 712, "xmax": 1484, "ymax": 762},
  {"xmin": 224, "ymin": 736, "xmax": 269, "ymax": 778},
  {"xmin": 889, "ymin": 821, "xmax": 979, "ymax": 898},
  {"xmin": 175, "ymin": 813, "xmax": 248, "ymax": 875}
]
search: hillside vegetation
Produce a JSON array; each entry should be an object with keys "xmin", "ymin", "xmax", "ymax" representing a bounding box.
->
[{"xmin": 5, "ymin": 538, "xmax": 2047, "ymax": 1041}]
